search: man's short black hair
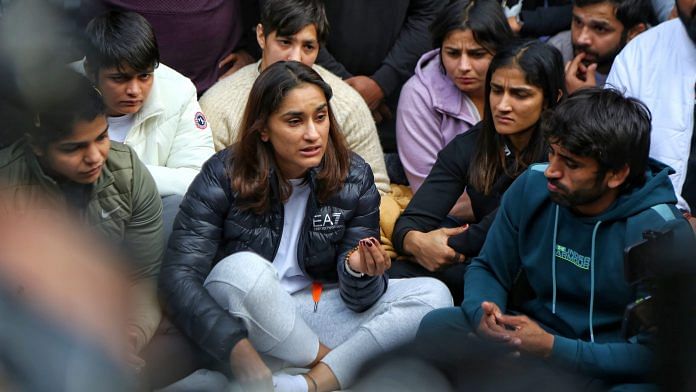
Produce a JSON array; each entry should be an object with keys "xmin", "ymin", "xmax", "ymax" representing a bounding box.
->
[
  {"xmin": 84, "ymin": 11, "xmax": 159, "ymax": 77},
  {"xmin": 260, "ymin": 0, "xmax": 328, "ymax": 44},
  {"xmin": 542, "ymin": 88, "xmax": 652, "ymax": 191},
  {"xmin": 26, "ymin": 70, "xmax": 105, "ymax": 147},
  {"xmin": 574, "ymin": 0, "xmax": 657, "ymax": 29}
]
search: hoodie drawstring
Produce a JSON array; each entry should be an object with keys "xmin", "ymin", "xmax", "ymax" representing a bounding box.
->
[
  {"xmin": 551, "ymin": 205, "xmax": 559, "ymax": 314},
  {"xmin": 589, "ymin": 220, "xmax": 601, "ymax": 343},
  {"xmin": 551, "ymin": 205, "xmax": 600, "ymax": 343}
]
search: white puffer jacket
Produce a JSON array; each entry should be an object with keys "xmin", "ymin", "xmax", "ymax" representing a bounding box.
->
[{"xmin": 77, "ymin": 61, "xmax": 215, "ymax": 196}]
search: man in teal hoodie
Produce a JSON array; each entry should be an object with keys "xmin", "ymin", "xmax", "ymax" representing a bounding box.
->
[{"xmin": 417, "ymin": 88, "xmax": 694, "ymax": 387}]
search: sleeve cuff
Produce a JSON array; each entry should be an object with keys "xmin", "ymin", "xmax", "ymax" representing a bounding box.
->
[
  {"xmin": 550, "ymin": 335, "xmax": 578, "ymax": 370},
  {"xmin": 210, "ymin": 329, "xmax": 248, "ymax": 363},
  {"xmin": 463, "ymin": 303, "xmax": 485, "ymax": 329},
  {"xmin": 391, "ymin": 227, "xmax": 411, "ymax": 254},
  {"xmin": 371, "ymin": 66, "xmax": 401, "ymax": 98}
]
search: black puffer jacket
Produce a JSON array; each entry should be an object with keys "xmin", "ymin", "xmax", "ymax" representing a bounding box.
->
[{"xmin": 159, "ymin": 149, "xmax": 385, "ymax": 362}]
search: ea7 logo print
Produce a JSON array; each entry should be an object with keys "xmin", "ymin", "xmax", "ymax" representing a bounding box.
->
[
  {"xmin": 194, "ymin": 112, "xmax": 208, "ymax": 129},
  {"xmin": 312, "ymin": 212, "xmax": 343, "ymax": 231}
]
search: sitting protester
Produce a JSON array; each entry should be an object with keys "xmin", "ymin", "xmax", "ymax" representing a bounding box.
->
[
  {"xmin": 392, "ymin": 40, "xmax": 566, "ymax": 303},
  {"xmin": 79, "ymin": 10, "xmax": 215, "ymax": 233},
  {"xmin": 200, "ymin": 0, "xmax": 390, "ymax": 194},
  {"xmin": 83, "ymin": 0, "xmax": 258, "ymax": 95},
  {"xmin": 0, "ymin": 71, "xmax": 164, "ymax": 378},
  {"xmin": 548, "ymin": 0, "xmax": 654, "ymax": 93},
  {"xmin": 160, "ymin": 62, "xmax": 452, "ymax": 392},
  {"xmin": 396, "ymin": 0, "xmax": 513, "ymax": 194},
  {"xmin": 417, "ymin": 88, "xmax": 695, "ymax": 389}
]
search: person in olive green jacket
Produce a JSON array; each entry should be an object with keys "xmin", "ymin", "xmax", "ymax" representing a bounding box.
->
[{"xmin": 0, "ymin": 72, "xmax": 164, "ymax": 372}]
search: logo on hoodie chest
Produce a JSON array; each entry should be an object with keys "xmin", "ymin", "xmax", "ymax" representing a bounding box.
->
[{"xmin": 555, "ymin": 244, "xmax": 590, "ymax": 270}]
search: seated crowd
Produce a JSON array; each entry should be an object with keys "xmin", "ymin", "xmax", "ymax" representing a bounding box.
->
[{"xmin": 0, "ymin": 0, "xmax": 695, "ymax": 391}]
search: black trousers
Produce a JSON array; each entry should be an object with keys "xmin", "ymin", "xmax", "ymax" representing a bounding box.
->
[{"xmin": 388, "ymin": 260, "xmax": 467, "ymax": 305}]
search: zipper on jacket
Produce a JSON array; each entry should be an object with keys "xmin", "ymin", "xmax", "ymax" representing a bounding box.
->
[
  {"xmin": 269, "ymin": 202, "xmax": 284, "ymax": 262},
  {"xmin": 301, "ymin": 177, "xmax": 323, "ymax": 313},
  {"xmin": 296, "ymin": 171, "xmax": 319, "ymax": 277},
  {"xmin": 268, "ymin": 169, "xmax": 284, "ymax": 262}
]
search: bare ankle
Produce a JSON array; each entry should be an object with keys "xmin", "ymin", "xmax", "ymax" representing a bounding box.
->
[
  {"xmin": 307, "ymin": 343, "xmax": 330, "ymax": 368},
  {"xmin": 303, "ymin": 373, "xmax": 318, "ymax": 392}
]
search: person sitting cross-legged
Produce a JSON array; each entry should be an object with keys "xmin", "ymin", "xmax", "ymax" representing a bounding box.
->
[
  {"xmin": 416, "ymin": 88, "xmax": 696, "ymax": 389},
  {"xmin": 160, "ymin": 62, "xmax": 452, "ymax": 392}
]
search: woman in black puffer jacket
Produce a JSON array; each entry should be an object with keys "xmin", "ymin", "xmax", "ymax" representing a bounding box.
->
[{"xmin": 159, "ymin": 61, "xmax": 451, "ymax": 391}]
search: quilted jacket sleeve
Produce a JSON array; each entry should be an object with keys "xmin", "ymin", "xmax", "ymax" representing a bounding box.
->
[
  {"xmin": 146, "ymin": 77, "xmax": 215, "ymax": 197},
  {"xmin": 337, "ymin": 156, "xmax": 388, "ymax": 312},
  {"xmin": 159, "ymin": 152, "xmax": 247, "ymax": 362}
]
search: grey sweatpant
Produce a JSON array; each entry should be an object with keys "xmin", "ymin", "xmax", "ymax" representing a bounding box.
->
[
  {"xmin": 204, "ymin": 252, "xmax": 453, "ymax": 388},
  {"xmin": 161, "ymin": 194, "xmax": 183, "ymax": 242}
]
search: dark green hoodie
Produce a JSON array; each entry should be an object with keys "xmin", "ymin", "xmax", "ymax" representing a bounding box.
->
[{"xmin": 463, "ymin": 159, "xmax": 690, "ymax": 382}]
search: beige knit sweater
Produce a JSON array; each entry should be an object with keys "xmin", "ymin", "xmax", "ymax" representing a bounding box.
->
[{"xmin": 200, "ymin": 61, "xmax": 390, "ymax": 194}]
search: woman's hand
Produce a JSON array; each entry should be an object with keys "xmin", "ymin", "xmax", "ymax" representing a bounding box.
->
[{"xmin": 348, "ymin": 237, "xmax": 392, "ymax": 276}]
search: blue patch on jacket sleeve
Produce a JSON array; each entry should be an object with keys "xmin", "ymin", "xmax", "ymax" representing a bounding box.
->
[
  {"xmin": 531, "ymin": 163, "xmax": 549, "ymax": 172},
  {"xmin": 650, "ymin": 204, "xmax": 676, "ymax": 221}
]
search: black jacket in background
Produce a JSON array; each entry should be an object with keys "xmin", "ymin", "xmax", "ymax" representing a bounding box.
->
[
  {"xmin": 498, "ymin": 0, "xmax": 572, "ymax": 38},
  {"xmin": 393, "ymin": 124, "xmax": 546, "ymax": 258},
  {"xmin": 316, "ymin": 0, "xmax": 448, "ymax": 151},
  {"xmin": 159, "ymin": 149, "xmax": 385, "ymax": 362},
  {"xmin": 317, "ymin": 0, "xmax": 446, "ymax": 99},
  {"xmin": 519, "ymin": 3, "xmax": 572, "ymax": 38}
]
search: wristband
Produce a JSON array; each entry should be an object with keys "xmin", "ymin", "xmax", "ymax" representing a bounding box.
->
[{"xmin": 344, "ymin": 246, "xmax": 365, "ymax": 278}]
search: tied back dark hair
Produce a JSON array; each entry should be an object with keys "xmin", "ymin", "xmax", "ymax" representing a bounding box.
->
[
  {"xmin": 229, "ymin": 61, "xmax": 350, "ymax": 214},
  {"xmin": 261, "ymin": 0, "xmax": 328, "ymax": 44},
  {"xmin": 84, "ymin": 10, "xmax": 159, "ymax": 76},
  {"xmin": 26, "ymin": 70, "xmax": 105, "ymax": 147},
  {"xmin": 542, "ymin": 88, "xmax": 652, "ymax": 191},
  {"xmin": 430, "ymin": 0, "xmax": 513, "ymax": 54},
  {"xmin": 470, "ymin": 40, "xmax": 566, "ymax": 195}
]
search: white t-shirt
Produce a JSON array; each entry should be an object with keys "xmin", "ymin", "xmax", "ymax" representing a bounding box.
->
[
  {"xmin": 272, "ymin": 179, "xmax": 313, "ymax": 294},
  {"xmin": 107, "ymin": 114, "xmax": 135, "ymax": 143}
]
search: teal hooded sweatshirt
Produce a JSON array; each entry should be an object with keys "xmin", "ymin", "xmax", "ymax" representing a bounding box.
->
[{"xmin": 463, "ymin": 159, "xmax": 690, "ymax": 382}]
